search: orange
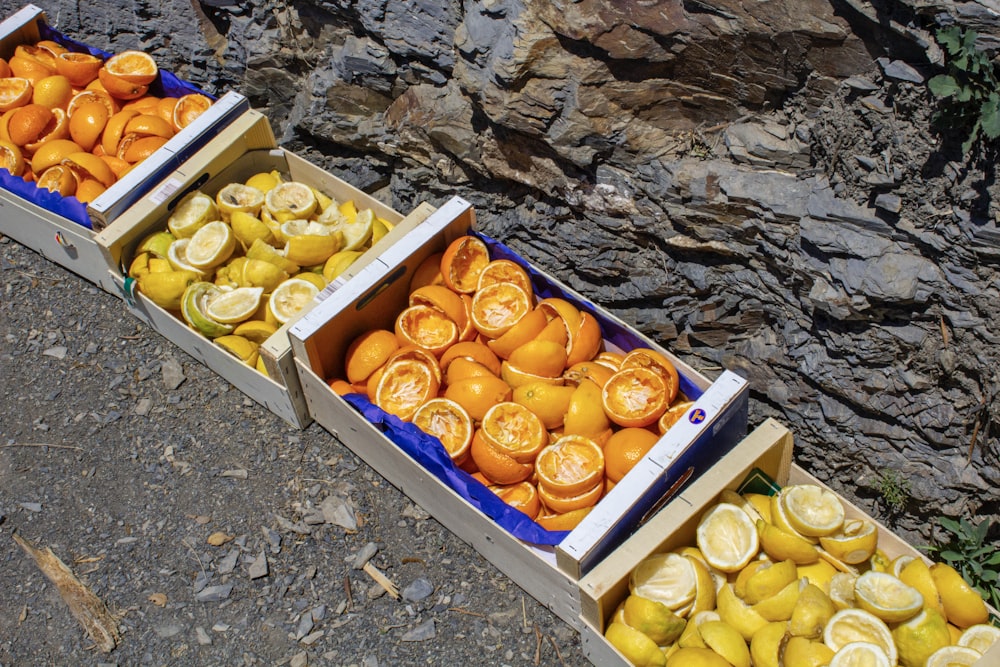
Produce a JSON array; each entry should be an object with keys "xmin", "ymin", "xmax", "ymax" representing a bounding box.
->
[
  {"xmin": 344, "ymin": 328, "xmax": 399, "ymax": 384},
  {"xmin": 533, "ymin": 314, "xmax": 569, "ymax": 348},
  {"xmin": 456, "ymin": 293, "xmax": 477, "ymax": 341},
  {"xmin": 477, "ymin": 258, "xmax": 533, "ymax": 296},
  {"xmin": 621, "ymin": 347, "xmax": 680, "ymax": 404},
  {"xmin": 62, "ymin": 151, "xmax": 116, "ymax": 187},
  {"xmin": 0, "ymin": 139, "xmax": 25, "ymax": 176},
  {"xmin": 55, "ymin": 52, "xmax": 103, "ymax": 87},
  {"xmin": 538, "ymin": 298, "xmax": 582, "ymax": 337},
  {"xmin": 486, "ymin": 306, "xmax": 548, "ymax": 359},
  {"xmin": 445, "ymin": 357, "xmax": 497, "ymax": 385},
  {"xmin": 410, "ymin": 251, "xmax": 445, "ymax": 291},
  {"xmin": 118, "ymin": 134, "xmax": 169, "ymax": 163},
  {"xmin": 566, "ymin": 312, "xmax": 603, "ymax": 366},
  {"xmin": 439, "ymin": 340, "xmax": 501, "ymax": 376},
  {"xmin": 100, "ymin": 108, "xmax": 139, "ymax": 155},
  {"xmin": 563, "ymin": 360, "xmax": 615, "ymax": 389},
  {"xmin": 7, "ymin": 103, "xmax": 52, "ymax": 146},
  {"xmin": 394, "ymin": 303, "xmax": 460, "ymax": 356},
  {"xmin": 24, "ymin": 107, "xmax": 70, "ymax": 153},
  {"xmin": 440, "ymin": 234, "xmax": 490, "ymax": 293},
  {"xmin": 604, "ymin": 427, "xmax": 660, "ymax": 483},
  {"xmin": 659, "ymin": 400, "xmax": 695, "ymax": 434},
  {"xmin": 35, "ymin": 164, "xmax": 76, "ymax": 196},
  {"xmin": 73, "ymin": 177, "xmax": 106, "ymax": 203},
  {"xmin": 488, "ymin": 480, "xmax": 540, "ymax": 519},
  {"xmin": 535, "ymin": 434, "xmax": 605, "ymax": 497},
  {"xmin": 412, "ymin": 397, "xmax": 474, "ymax": 464},
  {"xmin": 469, "ymin": 430, "xmax": 533, "ymax": 485},
  {"xmin": 537, "ymin": 478, "xmax": 603, "ymax": 514},
  {"xmin": 171, "ymin": 93, "xmax": 212, "ymax": 130},
  {"xmin": 14, "ymin": 45, "xmax": 57, "ymax": 69},
  {"xmin": 155, "ymin": 96, "xmax": 179, "ymax": 125},
  {"xmin": 31, "ymin": 74, "xmax": 72, "ymax": 109},
  {"xmin": 0, "ymin": 77, "xmax": 33, "ymax": 111},
  {"xmin": 500, "ymin": 360, "xmax": 566, "ymax": 389},
  {"xmin": 103, "ymin": 50, "xmax": 158, "ymax": 85},
  {"xmin": 98, "ymin": 154, "xmax": 132, "ymax": 178},
  {"xmin": 327, "ymin": 378, "xmax": 355, "ymax": 396},
  {"xmin": 29, "ymin": 138, "xmax": 83, "ymax": 174},
  {"xmin": 563, "ymin": 378, "xmax": 612, "ymax": 439},
  {"xmin": 512, "ymin": 381, "xmax": 576, "ymax": 430},
  {"xmin": 9, "ymin": 51, "xmax": 54, "ymax": 84},
  {"xmin": 384, "ymin": 345, "xmax": 443, "ymax": 386},
  {"xmin": 602, "ymin": 366, "xmax": 668, "ymax": 428},
  {"xmin": 124, "ymin": 113, "xmax": 175, "ymax": 139},
  {"xmin": 409, "ymin": 284, "xmax": 468, "ymax": 332},
  {"xmin": 470, "ymin": 281, "xmax": 531, "ymax": 338},
  {"xmin": 121, "ymin": 96, "xmax": 161, "ymax": 114},
  {"xmin": 536, "ymin": 506, "xmax": 592, "ymax": 531},
  {"xmin": 443, "ymin": 374, "xmax": 513, "ymax": 422},
  {"xmin": 36, "ymin": 41, "xmax": 68, "ymax": 56},
  {"xmin": 593, "ymin": 351, "xmax": 625, "ymax": 371},
  {"xmin": 373, "ymin": 358, "xmax": 440, "ymax": 422},
  {"xmin": 507, "ymin": 339, "xmax": 568, "ymax": 378},
  {"xmin": 97, "ymin": 67, "xmax": 148, "ymax": 100},
  {"xmin": 68, "ymin": 100, "xmax": 109, "ymax": 152},
  {"xmin": 478, "ymin": 401, "xmax": 548, "ymax": 464},
  {"xmin": 67, "ymin": 89, "xmax": 118, "ymax": 119}
]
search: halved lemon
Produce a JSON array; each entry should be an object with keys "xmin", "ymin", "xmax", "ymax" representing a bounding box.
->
[
  {"xmin": 695, "ymin": 503, "xmax": 760, "ymax": 573},
  {"xmin": 268, "ymin": 278, "xmax": 319, "ymax": 324},
  {"xmin": 264, "ymin": 181, "xmax": 316, "ymax": 221},
  {"xmin": 185, "ymin": 220, "xmax": 236, "ymax": 270},
  {"xmin": 780, "ymin": 484, "xmax": 845, "ymax": 537},
  {"xmin": 205, "ymin": 286, "xmax": 264, "ymax": 324},
  {"xmin": 167, "ymin": 190, "xmax": 218, "ymax": 238},
  {"xmin": 216, "ymin": 182, "xmax": 264, "ymax": 218}
]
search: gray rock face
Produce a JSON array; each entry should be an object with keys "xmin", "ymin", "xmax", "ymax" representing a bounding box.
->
[{"xmin": 10, "ymin": 0, "xmax": 999, "ymax": 543}]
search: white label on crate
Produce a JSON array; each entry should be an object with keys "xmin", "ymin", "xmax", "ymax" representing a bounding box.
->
[{"xmin": 149, "ymin": 178, "xmax": 184, "ymax": 206}]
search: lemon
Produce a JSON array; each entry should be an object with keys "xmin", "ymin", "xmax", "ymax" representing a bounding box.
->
[
  {"xmin": 958, "ymin": 623, "xmax": 1000, "ymax": 654},
  {"xmin": 743, "ymin": 559, "xmax": 798, "ymax": 605},
  {"xmin": 770, "ymin": 492, "xmax": 818, "ymax": 543},
  {"xmin": 631, "ymin": 552, "xmax": 699, "ymax": 613},
  {"xmin": 255, "ymin": 354, "xmax": 269, "ymax": 376},
  {"xmin": 294, "ymin": 271, "xmax": 327, "ymax": 291},
  {"xmin": 622, "ymin": 594, "xmax": 686, "ymax": 645},
  {"xmin": 891, "ymin": 554, "xmax": 916, "ymax": 578},
  {"xmin": 752, "ymin": 578, "xmax": 802, "ymax": 622},
  {"xmin": 827, "ymin": 641, "xmax": 892, "ymax": 667},
  {"xmin": 246, "ymin": 238, "xmax": 300, "ymax": 275},
  {"xmin": 233, "ymin": 319, "xmax": 278, "ymax": 344},
  {"xmin": 205, "ymin": 287, "xmax": 264, "ymax": 324},
  {"xmin": 338, "ymin": 199, "xmax": 358, "ymax": 222},
  {"xmin": 757, "ymin": 519, "xmax": 819, "ymax": 564},
  {"xmin": 741, "ymin": 493, "xmax": 773, "ymax": 524},
  {"xmin": 818, "ymin": 519, "xmax": 878, "ymax": 565},
  {"xmin": 678, "ymin": 611, "xmax": 721, "ymax": 649},
  {"xmin": 265, "ymin": 181, "xmax": 317, "ymax": 222},
  {"xmin": 829, "ymin": 572, "xmax": 857, "ymax": 610},
  {"xmin": 135, "ymin": 229, "xmax": 175, "ymax": 258},
  {"xmin": 898, "ymin": 558, "xmax": 945, "ymax": 615},
  {"xmin": 893, "ymin": 607, "xmax": 952, "ymax": 667},
  {"xmin": 185, "ymin": 221, "xmax": 236, "ymax": 270},
  {"xmin": 854, "ymin": 570, "xmax": 924, "ymax": 623},
  {"xmin": 716, "ymin": 583, "xmax": 768, "ymax": 641},
  {"xmin": 780, "ymin": 484, "xmax": 845, "ymax": 537},
  {"xmin": 823, "ymin": 608, "xmax": 897, "ymax": 665},
  {"xmin": 180, "ymin": 282, "xmax": 233, "ymax": 338},
  {"xmin": 371, "ymin": 217, "xmax": 391, "ymax": 245},
  {"xmin": 148, "ymin": 258, "xmax": 172, "ymax": 273},
  {"xmin": 789, "ymin": 582, "xmax": 835, "ymax": 639},
  {"xmin": 797, "ymin": 559, "xmax": 839, "ymax": 593},
  {"xmin": 686, "ymin": 555, "xmax": 718, "ymax": 617},
  {"xmin": 284, "ymin": 232, "xmax": 343, "ymax": 266},
  {"xmin": 137, "ymin": 270, "xmax": 200, "ymax": 310},
  {"xmin": 268, "ymin": 278, "xmax": 319, "ymax": 325},
  {"xmin": 663, "ymin": 647, "xmax": 731, "ymax": 667},
  {"xmin": 925, "ymin": 645, "xmax": 983, "ymax": 667},
  {"xmin": 325, "ymin": 206, "xmax": 374, "ymax": 251},
  {"xmin": 323, "ymin": 249, "xmax": 364, "ymax": 282},
  {"xmin": 605, "ymin": 621, "xmax": 667, "ymax": 667},
  {"xmin": 695, "ymin": 503, "xmax": 760, "ymax": 574},
  {"xmin": 216, "ymin": 182, "xmax": 264, "ymax": 219},
  {"xmin": 930, "ymin": 562, "xmax": 990, "ymax": 629},
  {"xmin": 214, "ymin": 334, "xmax": 259, "ymax": 366},
  {"xmin": 311, "ymin": 186, "xmax": 333, "ymax": 213},
  {"xmin": 782, "ymin": 636, "xmax": 834, "ymax": 667},
  {"xmin": 167, "ymin": 190, "xmax": 218, "ymax": 238},
  {"xmin": 241, "ymin": 258, "xmax": 288, "ymax": 292},
  {"xmin": 749, "ymin": 622, "xmax": 787, "ymax": 667},
  {"xmin": 215, "ymin": 256, "xmax": 248, "ymax": 289},
  {"xmin": 869, "ymin": 549, "xmax": 892, "ymax": 573},
  {"xmin": 165, "ymin": 238, "xmax": 209, "ymax": 277},
  {"xmin": 698, "ymin": 621, "xmax": 750, "ymax": 667},
  {"xmin": 129, "ymin": 251, "xmax": 151, "ymax": 278},
  {"xmin": 244, "ymin": 170, "xmax": 281, "ymax": 193},
  {"xmin": 230, "ymin": 210, "xmax": 275, "ymax": 249}
]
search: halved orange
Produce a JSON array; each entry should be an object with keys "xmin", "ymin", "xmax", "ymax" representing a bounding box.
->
[
  {"xmin": 538, "ymin": 298, "xmax": 582, "ymax": 337},
  {"xmin": 395, "ymin": 303, "xmax": 460, "ymax": 356},
  {"xmin": 563, "ymin": 360, "xmax": 615, "ymax": 389},
  {"xmin": 445, "ymin": 357, "xmax": 498, "ymax": 386},
  {"xmin": 566, "ymin": 312, "xmax": 603, "ymax": 367},
  {"xmin": 68, "ymin": 89, "xmax": 118, "ymax": 120},
  {"xmin": 470, "ymin": 429, "xmax": 533, "ymax": 485},
  {"xmin": 172, "ymin": 93, "xmax": 212, "ymax": 131},
  {"xmin": 602, "ymin": 366, "xmax": 668, "ymax": 428},
  {"xmin": 488, "ymin": 480, "xmax": 540, "ymax": 519},
  {"xmin": 507, "ymin": 339, "xmax": 569, "ymax": 378},
  {"xmin": 477, "ymin": 258, "xmax": 533, "ymax": 296},
  {"xmin": 478, "ymin": 401, "xmax": 548, "ymax": 464},
  {"xmin": 533, "ymin": 314, "xmax": 570, "ymax": 348},
  {"xmin": 536, "ymin": 506, "xmax": 593, "ymax": 531},
  {"xmin": 61, "ymin": 151, "xmax": 116, "ymax": 187},
  {"xmin": 440, "ymin": 234, "xmax": 490, "ymax": 293},
  {"xmin": 659, "ymin": 400, "xmax": 695, "ymax": 434},
  {"xmin": 104, "ymin": 50, "xmax": 158, "ymax": 85},
  {"xmin": 512, "ymin": 381, "xmax": 576, "ymax": 430},
  {"xmin": 7, "ymin": 103, "xmax": 52, "ymax": 146},
  {"xmin": 30, "ymin": 138, "xmax": 83, "ymax": 174},
  {"xmin": 68, "ymin": 100, "xmax": 109, "ymax": 152},
  {"xmin": 24, "ymin": 107, "xmax": 70, "ymax": 153},
  {"xmin": 537, "ymin": 478, "xmax": 603, "ymax": 514},
  {"xmin": 31, "ymin": 74, "xmax": 72, "ymax": 110},
  {"xmin": 99, "ymin": 154, "xmax": 132, "ymax": 178},
  {"xmin": 55, "ymin": 52, "xmax": 103, "ymax": 87},
  {"xmin": 0, "ymin": 139, "xmax": 25, "ymax": 176},
  {"xmin": 621, "ymin": 347, "xmax": 680, "ymax": 404},
  {"xmin": 97, "ymin": 66, "xmax": 148, "ymax": 100},
  {"xmin": 9, "ymin": 50, "xmax": 54, "ymax": 83},
  {"xmin": 409, "ymin": 284, "xmax": 468, "ymax": 332},
  {"xmin": 35, "ymin": 164, "xmax": 76, "ymax": 196},
  {"xmin": 443, "ymin": 374, "xmax": 513, "ymax": 422},
  {"xmin": 384, "ymin": 345, "xmax": 443, "ymax": 387},
  {"xmin": 124, "ymin": 113, "xmax": 175, "ymax": 139},
  {"xmin": 73, "ymin": 177, "xmax": 106, "ymax": 203},
  {"xmin": 344, "ymin": 328, "xmax": 399, "ymax": 384},
  {"xmin": 0, "ymin": 77, "xmax": 32, "ymax": 112},
  {"xmin": 121, "ymin": 96, "xmax": 162, "ymax": 114},
  {"xmin": 155, "ymin": 96, "xmax": 179, "ymax": 126},
  {"xmin": 439, "ymin": 340, "xmax": 502, "ymax": 376},
  {"xmin": 471, "ymin": 281, "xmax": 531, "ymax": 339},
  {"xmin": 118, "ymin": 133, "xmax": 168, "ymax": 163},
  {"xmin": 486, "ymin": 306, "xmax": 548, "ymax": 359},
  {"xmin": 412, "ymin": 397, "xmax": 474, "ymax": 464},
  {"xmin": 410, "ymin": 251, "xmax": 445, "ymax": 291},
  {"xmin": 535, "ymin": 434, "xmax": 605, "ymax": 497},
  {"xmin": 604, "ymin": 427, "xmax": 661, "ymax": 483},
  {"xmin": 100, "ymin": 108, "xmax": 139, "ymax": 155},
  {"xmin": 373, "ymin": 358, "xmax": 440, "ymax": 421},
  {"xmin": 563, "ymin": 377, "xmax": 612, "ymax": 440}
]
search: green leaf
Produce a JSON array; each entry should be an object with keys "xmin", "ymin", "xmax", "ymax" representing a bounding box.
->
[
  {"xmin": 937, "ymin": 27, "xmax": 962, "ymax": 54},
  {"xmin": 986, "ymin": 552, "xmax": 1000, "ymax": 565},
  {"xmin": 980, "ymin": 96, "xmax": 1000, "ymax": 139},
  {"xmin": 982, "ymin": 570, "xmax": 998, "ymax": 583},
  {"xmin": 962, "ymin": 29, "xmax": 979, "ymax": 53},
  {"xmin": 941, "ymin": 549, "xmax": 962, "ymax": 562},
  {"xmin": 928, "ymin": 74, "xmax": 962, "ymax": 98},
  {"xmin": 938, "ymin": 516, "xmax": 963, "ymax": 534}
]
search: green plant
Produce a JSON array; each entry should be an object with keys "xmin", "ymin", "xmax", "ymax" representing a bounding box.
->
[
  {"xmin": 875, "ymin": 469, "xmax": 911, "ymax": 513},
  {"xmin": 927, "ymin": 26, "xmax": 1000, "ymax": 154},
  {"xmin": 924, "ymin": 516, "xmax": 1000, "ymax": 614}
]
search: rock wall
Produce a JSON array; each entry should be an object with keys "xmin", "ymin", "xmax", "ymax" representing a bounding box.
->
[{"xmin": 5, "ymin": 0, "xmax": 998, "ymax": 544}]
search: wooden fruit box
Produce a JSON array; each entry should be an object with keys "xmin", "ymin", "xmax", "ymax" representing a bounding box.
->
[
  {"xmin": 94, "ymin": 108, "xmax": 435, "ymax": 428},
  {"xmin": 287, "ymin": 195, "xmax": 751, "ymax": 631},
  {"xmin": 0, "ymin": 5, "xmax": 250, "ymax": 291},
  {"xmin": 577, "ymin": 418, "xmax": 1000, "ymax": 666}
]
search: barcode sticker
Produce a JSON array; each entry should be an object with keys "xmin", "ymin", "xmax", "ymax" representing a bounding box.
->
[{"xmin": 149, "ymin": 178, "xmax": 183, "ymax": 206}]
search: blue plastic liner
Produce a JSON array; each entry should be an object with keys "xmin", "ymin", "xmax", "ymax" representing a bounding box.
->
[
  {"xmin": 336, "ymin": 231, "xmax": 703, "ymax": 546},
  {"xmin": 0, "ymin": 22, "xmax": 212, "ymax": 229}
]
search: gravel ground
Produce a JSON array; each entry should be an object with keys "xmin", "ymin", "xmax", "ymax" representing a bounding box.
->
[{"xmin": 0, "ymin": 235, "xmax": 587, "ymax": 665}]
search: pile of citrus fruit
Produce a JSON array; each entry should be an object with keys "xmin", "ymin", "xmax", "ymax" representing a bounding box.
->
[
  {"xmin": 604, "ymin": 482, "xmax": 998, "ymax": 667},
  {"xmin": 0, "ymin": 39, "xmax": 212, "ymax": 202},
  {"xmin": 328, "ymin": 234, "xmax": 694, "ymax": 531},
  {"xmin": 130, "ymin": 172, "xmax": 394, "ymax": 374}
]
